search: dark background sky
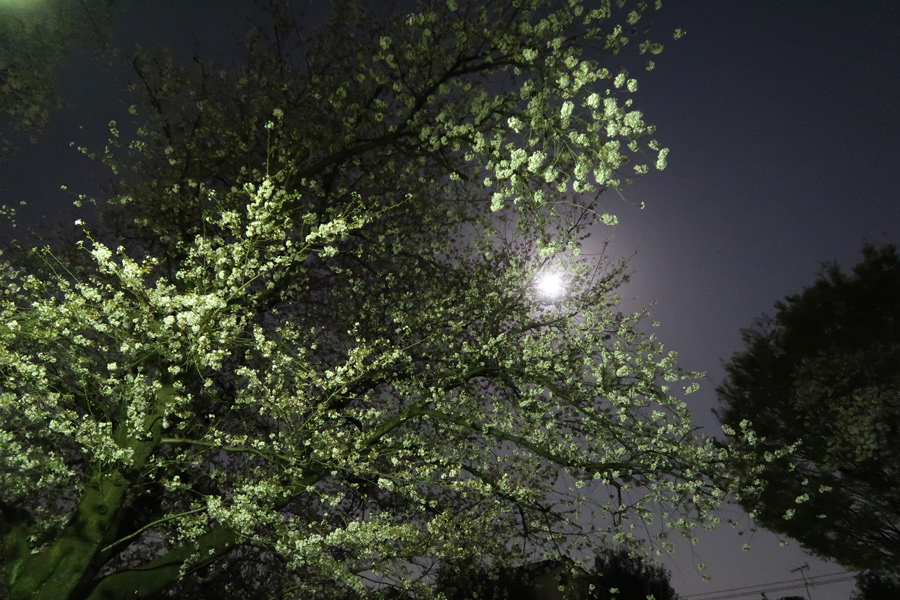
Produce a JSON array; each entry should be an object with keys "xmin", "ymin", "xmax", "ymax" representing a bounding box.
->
[
  {"xmin": 606, "ymin": 1, "xmax": 899, "ymax": 598},
  {"xmin": 2, "ymin": 1, "xmax": 898, "ymax": 598}
]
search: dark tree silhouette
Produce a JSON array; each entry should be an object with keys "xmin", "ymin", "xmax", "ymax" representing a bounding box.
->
[
  {"xmin": 715, "ymin": 243, "xmax": 900, "ymax": 574},
  {"xmin": 589, "ymin": 548, "xmax": 678, "ymax": 600},
  {"xmin": 851, "ymin": 572, "xmax": 900, "ymax": 600},
  {"xmin": 434, "ymin": 550, "xmax": 679, "ymax": 600}
]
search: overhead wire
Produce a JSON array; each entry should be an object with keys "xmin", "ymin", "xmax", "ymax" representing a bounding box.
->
[{"xmin": 681, "ymin": 571, "xmax": 857, "ymax": 600}]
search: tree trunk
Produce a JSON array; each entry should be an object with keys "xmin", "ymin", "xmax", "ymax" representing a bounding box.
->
[{"xmin": 8, "ymin": 471, "xmax": 130, "ymax": 600}]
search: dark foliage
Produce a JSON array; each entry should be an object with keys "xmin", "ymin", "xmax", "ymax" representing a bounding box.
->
[
  {"xmin": 715, "ymin": 243, "xmax": 900, "ymax": 574},
  {"xmin": 435, "ymin": 550, "xmax": 679, "ymax": 600},
  {"xmin": 851, "ymin": 572, "xmax": 900, "ymax": 600},
  {"xmin": 589, "ymin": 549, "xmax": 678, "ymax": 600}
]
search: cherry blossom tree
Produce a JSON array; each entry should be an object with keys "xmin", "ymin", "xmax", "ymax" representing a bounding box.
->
[{"xmin": 1, "ymin": 1, "xmax": 759, "ymax": 598}]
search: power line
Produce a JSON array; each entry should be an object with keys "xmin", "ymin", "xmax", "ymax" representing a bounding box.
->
[
  {"xmin": 682, "ymin": 572, "xmax": 855, "ymax": 599},
  {"xmin": 703, "ymin": 576, "xmax": 857, "ymax": 600},
  {"xmin": 681, "ymin": 571, "xmax": 857, "ymax": 600}
]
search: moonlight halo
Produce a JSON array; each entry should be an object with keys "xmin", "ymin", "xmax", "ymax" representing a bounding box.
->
[{"xmin": 537, "ymin": 271, "xmax": 566, "ymax": 297}]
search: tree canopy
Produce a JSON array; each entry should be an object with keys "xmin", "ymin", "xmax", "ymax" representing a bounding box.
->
[
  {"xmin": 852, "ymin": 571, "xmax": 900, "ymax": 600},
  {"xmin": 588, "ymin": 548, "xmax": 678, "ymax": 600},
  {"xmin": 1, "ymin": 1, "xmax": 756, "ymax": 598},
  {"xmin": 434, "ymin": 549, "xmax": 679, "ymax": 600},
  {"xmin": 715, "ymin": 243, "xmax": 900, "ymax": 575}
]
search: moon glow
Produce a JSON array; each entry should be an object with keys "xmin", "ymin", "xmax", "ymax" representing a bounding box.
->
[{"xmin": 537, "ymin": 272, "xmax": 565, "ymax": 297}]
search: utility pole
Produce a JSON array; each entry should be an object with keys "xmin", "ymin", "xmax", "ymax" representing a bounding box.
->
[{"xmin": 790, "ymin": 562, "xmax": 812, "ymax": 600}]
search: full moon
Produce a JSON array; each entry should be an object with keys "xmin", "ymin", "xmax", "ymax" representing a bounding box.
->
[{"xmin": 537, "ymin": 272, "xmax": 565, "ymax": 297}]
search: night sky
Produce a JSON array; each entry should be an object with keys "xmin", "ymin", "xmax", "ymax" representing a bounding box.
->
[{"xmin": 2, "ymin": 1, "xmax": 899, "ymax": 598}]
